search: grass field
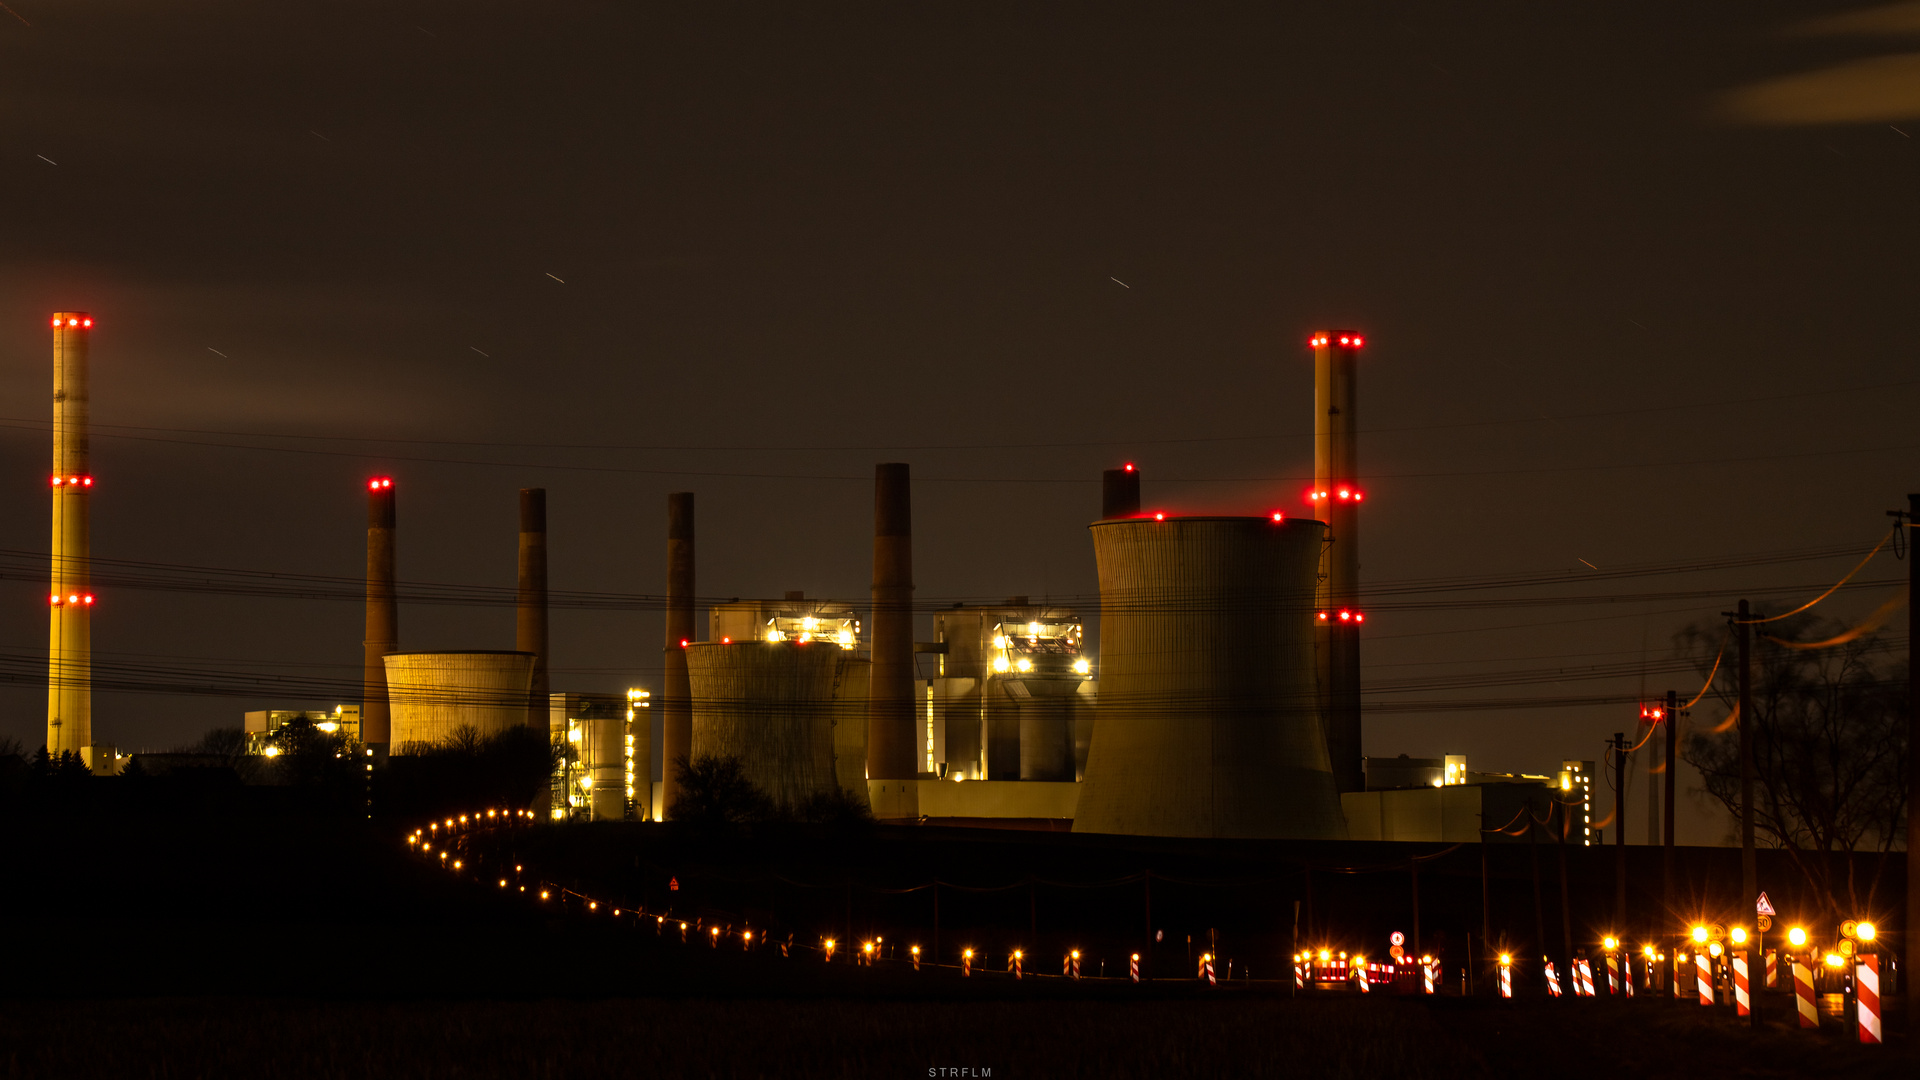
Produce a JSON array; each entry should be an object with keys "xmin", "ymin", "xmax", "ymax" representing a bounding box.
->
[{"xmin": 3, "ymin": 994, "xmax": 1911, "ymax": 1079}]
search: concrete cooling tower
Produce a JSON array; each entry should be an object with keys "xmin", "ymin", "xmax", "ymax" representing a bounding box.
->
[
  {"xmin": 384, "ymin": 651, "xmax": 536, "ymax": 751},
  {"xmin": 1073, "ymin": 516, "xmax": 1348, "ymax": 840},
  {"xmin": 686, "ymin": 640, "xmax": 844, "ymax": 812}
]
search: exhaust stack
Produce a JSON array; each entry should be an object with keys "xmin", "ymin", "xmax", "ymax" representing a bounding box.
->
[
  {"xmin": 1310, "ymin": 331, "xmax": 1364, "ymax": 794},
  {"xmin": 867, "ymin": 463, "xmax": 916, "ymax": 780},
  {"xmin": 662, "ymin": 492, "xmax": 695, "ymax": 814},
  {"xmin": 47, "ymin": 313, "xmax": 94, "ymax": 759},
  {"xmin": 363, "ymin": 476, "xmax": 399, "ymax": 750},
  {"xmin": 1101, "ymin": 463, "xmax": 1141, "ymax": 519},
  {"xmin": 516, "ymin": 488, "xmax": 550, "ymax": 730}
]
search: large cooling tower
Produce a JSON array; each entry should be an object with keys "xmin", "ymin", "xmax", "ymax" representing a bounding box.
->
[
  {"xmin": 384, "ymin": 651, "xmax": 536, "ymax": 751},
  {"xmin": 687, "ymin": 641, "xmax": 841, "ymax": 811},
  {"xmin": 1073, "ymin": 516, "xmax": 1348, "ymax": 839}
]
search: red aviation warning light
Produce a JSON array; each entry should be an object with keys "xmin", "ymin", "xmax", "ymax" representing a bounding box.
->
[
  {"xmin": 51, "ymin": 316, "xmax": 94, "ymax": 328},
  {"xmin": 1123, "ymin": 462, "xmax": 1135, "ymax": 472},
  {"xmin": 1319, "ymin": 609, "xmax": 1364, "ymax": 624},
  {"xmin": 1271, "ymin": 512, "xmax": 1285, "ymax": 522},
  {"xmin": 368, "ymin": 477, "xmax": 393, "ymax": 491},
  {"xmin": 1641, "ymin": 705, "xmax": 1665, "ymax": 722},
  {"xmin": 51, "ymin": 476, "xmax": 94, "ymax": 487}
]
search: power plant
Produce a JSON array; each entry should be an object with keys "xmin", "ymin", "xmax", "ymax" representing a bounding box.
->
[{"xmin": 50, "ymin": 312, "xmax": 1599, "ymax": 843}]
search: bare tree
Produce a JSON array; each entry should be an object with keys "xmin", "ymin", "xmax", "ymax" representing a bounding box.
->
[{"xmin": 1679, "ymin": 609, "xmax": 1908, "ymax": 921}]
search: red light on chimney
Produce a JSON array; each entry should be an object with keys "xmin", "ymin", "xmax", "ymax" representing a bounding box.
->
[
  {"xmin": 67, "ymin": 594, "xmax": 79, "ymax": 604},
  {"xmin": 1153, "ymin": 512, "xmax": 1165, "ymax": 521},
  {"xmin": 1352, "ymin": 335, "xmax": 1364, "ymax": 347},
  {"xmin": 680, "ymin": 639, "xmax": 690, "ymax": 647},
  {"xmin": 83, "ymin": 318, "xmax": 92, "ymax": 327},
  {"xmin": 721, "ymin": 636, "xmax": 731, "ymax": 644},
  {"xmin": 49, "ymin": 594, "xmax": 60, "ymax": 605},
  {"xmin": 1352, "ymin": 491, "xmax": 1362, "ymax": 502},
  {"xmin": 50, "ymin": 317, "xmax": 60, "ymax": 328},
  {"xmin": 1271, "ymin": 512, "xmax": 1284, "ymax": 522},
  {"xmin": 82, "ymin": 477, "xmax": 92, "ymax": 487},
  {"xmin": 1354, "ymin": 612, "xmax": 1364, "ymax": 623},
  {"xmin": 82, "ymin": 594, "xmax": 94, "ymax": 605},
  {"xmin": 1337, "ymin": 488, "xmax": 1351, "ymax": 500},
  {"xmin": 1316, "ymin": 611, "xmax": 1329, "ymax": 621},
  {"xmin": 368, "ymin": 477, "xmax": 393, "ymax": 491},
  {"xmin": 1123, "ymin": 462, "xmax": 1134, "ymax": 472}
]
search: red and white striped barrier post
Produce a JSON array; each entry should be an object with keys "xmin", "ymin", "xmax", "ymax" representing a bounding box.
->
[
  {"xmin": 1130, "ymin": 953, "xmax": 1140, "ymax": 984},
  {"xmin": 1423, "ymin": 960, "xmax": 1437, "ymax": 995},
  {"xmin": 1793, "ymin": 958, "xmax": 1817, "ymax": 1028},
  {"xmin": 1733, "ymin": 952, "xmax": 1750, "ymax": 1017},
  {"xmin": 1498, "ymin": 955, "xmax": 1513, "ymax": 999},
  {"xmin": 1353, "ymin": 958, "xmax": 1369, "ymax": 994},
  {"xmin": 1069, "ymin": 950, "xmax": 1081, "ymax": 979},
  {"xmin": 963, "ymin": 948, "xmax": 973, "ymax": 977},
  {"xmin": 1857, "ymin": 956, "xmax": 1882, "ymax": 1044},
  {"xmin": 1202, "ymin": 954, "xmax": 1217, "ymax": 987},
  {"xmin": 1011, "ymin": 950, "xmax": 1023, "ymax": 980},
  {"xmin": 1295, "ymin": 958, "xmax": 1306, "ymax": 990},
  {"xmin": 1544, "ymin": 960, "xmax": 1562, "ymax": 997},
  {"xmin": 823, "ymin": 938, "xmax": 835, "ymax": 963},
  {"xmin": 1696, "ymin": 952, "xmax": 1714, "ymax": 1006},
  {"xmin": 1765, "ymin": 949, "xmax": 1778, "ymax": 989},
  {"xmin": 1575, "ymin": 959, "xmax": 1594, "ymax": 997},
  {"xmin": 911, "ymin": 945, "xmax": 921, "ymax": 971},
  {"xmin": 1623, "ymin": 957, "xmax": 1634, "ymax": 997},
  {"xmin": 1606, "ymin": 954, "xmax": 1620, "ymax": 995},
  {"xmin": 1674, "ymin": 952, "xmax": 1686, "ymax": 998}
]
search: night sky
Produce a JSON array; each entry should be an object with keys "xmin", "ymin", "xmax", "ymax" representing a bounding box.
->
[{"xmin": 2, "ymin": 1, "xmax": 1916, "ymax": 846}]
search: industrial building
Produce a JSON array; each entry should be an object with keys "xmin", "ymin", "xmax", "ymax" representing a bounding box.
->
[
  {"xmin": 550, "ymin": 691, "xmax": 647, "ymax": 821},
  {"xmin": 924, "ymin": 600, "xmax": 1094, "ymax": 782},
  {"xmin": 243, "ymin": 706, "xmax": 361, "ymax": 755},
  {"xmin": 383, "ymin": 651, "xmax": 536, "ymax": 752},
  {"xmin": 1340, "ymin": 753, "xmax": 1597, "ymax": 845}
]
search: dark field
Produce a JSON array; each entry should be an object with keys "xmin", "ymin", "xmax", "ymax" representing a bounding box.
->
[{"xmin": 4, "ymin": 995, "xmax": 1914, "ymax": 1079}]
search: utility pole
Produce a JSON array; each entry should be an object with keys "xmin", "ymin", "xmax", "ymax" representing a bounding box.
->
[
  {"xmin": 1612, "ymin": 731, "xmax": 1628, "ymax": 936},
  {"xmin": 1738, "ymin": 599, "xmax": 1759, "ymax": 1028},
  {"xmin": 1897, "ymin": 495, "xmax": 1918, "ymax": 1025},
  {"xmin": 1662, "ymin": 687, "xmax": 1677, "ymax": 969}
]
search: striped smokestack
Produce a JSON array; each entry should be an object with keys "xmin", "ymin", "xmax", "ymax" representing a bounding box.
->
[
  {"xmin": 47, "ymin": 312, "xmax": 94, "ymax": 758},
  {"xmin": 661, "ymin": 491, "xmax": 695, "ymax": 813},
  {"xmin": 362, "ymin": 476, "xmax": 399, "ymax": 750},
  {"xmin": 1101, "ymin": 463, "xmax": 1140, "ymax": 519},
  {"xmin": 517, "ymin": 488, "xmax": 550, "ymax": 731},
  {"xmin": 867, "ymin": 463, "xmax": 916, "ymax": 780},
  {"xmin": 1309, "ymin": 330, "xmax": 1364, "ymax": 794}
]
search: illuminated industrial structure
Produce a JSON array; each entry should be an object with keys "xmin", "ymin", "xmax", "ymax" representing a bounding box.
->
[
  {"xmin": 1309, "ymin": 331, "xmax": 1366, "ymax": 795},
  {"xmin": 243, "ymin": 706, "xmax": 361, "ymax": 755},
  {"xmin": 550, "ymin": 691, "xmax": 645, "ymax": 821},
  {"xmin": 925, "ymin": 601, "xmax": 1093, "ymax": 781},
  {"xmin": 48, "ymin": 312, "xmax": 104, "ymax": 769},
  {"xmin": 382, "ymin": 651, "xmax": 535, "ymax": 751},
  {"xmin": 1073, "ymin": 511, "xmax": 1347, "ymax": 839},
  {"xmin": 1560, "ymin": 758, "xmax": 1597, "ymax": 845},
  {"xmin": 1343, "ymin": 752, "xmax": 1564, "ymax": 843}
]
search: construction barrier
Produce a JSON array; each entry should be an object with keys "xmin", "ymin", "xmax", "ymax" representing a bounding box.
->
[
  {"xmin": 1577, "ymin": 959, "xmax": 1595, "ymax": 997},
  {"xmin": 911, "ymin": 948, "xmax": 920, "ymax": 971},
  {"xmin": 1623, "ymin": 958, "xmax": 1634, "ymax": 998},
  {"xmin": 1295, "ymin": 961, "xmax": 1305, "ymax": 990},
  {"xmin": 1857, "ymin": 956, "xmax": 1882, "ymax": 1045},
  {"xmin": 1069, "ymin": 952, "xmax": 1081, "ymax": 979},
  {"xmin": 963, "ymin": 951, "xmax": 972, "ymax": 977},
  {"xmin": 1544, "ymin": 960, "xmax": 1562, "ymax": 997},
  {"xmin": 1499, "ymin": 963, "xmax": 1512, "ymax": 999},
  {"xmin": 1423, "ymin": 961, "xmax": 1437, "ymax": 995},
  {"xmin": 1674, "ymin": 953, "xmax": 1687, "ymax": 998},
  {"xmin": 1606, "ymin": 954, "xmax": 1620, "ymax": 995},
  {"xmin": 1696, "ymin": 952, "xmax": 1713, "ymax": 1006},
  {"xmin": 1733, "ymin": 953, "xmax": 1750, "ymax": 1016},
  {"xmin": 1203, "ymin": 955, "xmax": 1216, "ymax": 987},
  {"xmin": 1765, "ymin": 950, "xmax": 1777, "ymax": 989},
  {"xmin": 1130, "ymin": 954, "xmax": 1140, "ymax": 984},
  {"xmin": 1010, "ymin": 952, "xmax": 1022, "ymax": 980},
  {"xmin": 1793, "ymin": 959, "xmax": 1816, "ymax": 1028},
  {"xmin": 1354, "ymin": 962, "xmax": 1369, "ymax": 994}
]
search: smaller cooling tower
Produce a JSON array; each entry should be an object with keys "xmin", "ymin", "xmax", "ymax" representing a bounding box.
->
[
  {"xmin": 687, "ymin": 640, "xmax": 842, "ymax": 811},
  {"xmin": 1073, "ymin": 517, "xmax": 1347, "ymax": 840},
  {"xmin": 384, "ymin": 651, "xmax": 536, "ymax": 752}
]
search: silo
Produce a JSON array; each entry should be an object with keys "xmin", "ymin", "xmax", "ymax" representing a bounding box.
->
[
  {"xmin": 686, "ymin": 641, "xmax": 841, "ymax": 812},
  {"xmin": 1073, "ymin": 517, "xmax": 1347, "ymax": 839},
  {"xmin": 384, "ymin": 651, "xmax": 536, "ymax": 752}
]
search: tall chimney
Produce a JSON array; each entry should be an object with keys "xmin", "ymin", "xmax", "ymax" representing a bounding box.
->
[
  {"xmin": 1101, "ymin": 463, "xmax": 1140, "ymax": 519},
  {"xmin": 661, "ymin": 492, "xmax": 695, "ymax": 814},
  {"xmin": 47, "ymin": 312, "xmax": 93, "ymax": 758},
  {"xmin": 362, "ymin": 476, "xmax": 398, "ymax": 750},
  {"xmin": 517, "ymin": 488, "xmax": 550, "ymax": 731},
  {"xmin": 1310, "ymin": 330, "xmax": 1364, "ymax": 794},
  {"xmin": 868, "ymin": 463, "xmax": 917, "ymax": 780}
]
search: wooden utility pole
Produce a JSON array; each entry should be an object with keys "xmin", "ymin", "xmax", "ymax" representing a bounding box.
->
[
  {"xmin": 1662, "ymin": 687, "xmax": 1677, "ymax": 968},
  {"xmin": 1900, "ymin": 496, "xmax": 1918, "ymax": 1025},
  {"xmin": 1612, "ymin": 731, "xmax": 1628, "ymax": 935}
]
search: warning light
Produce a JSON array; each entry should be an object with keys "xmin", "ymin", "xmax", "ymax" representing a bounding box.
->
[
  {"xmin": 680, "ymin": 639, "xmax": 690, "ymax": 647},
  {"xmin": 1317, "ymin": 611, "xmax": 1328, "ymax": 621},
  {"xmin": 1123, "ymin": 462, "xmax": 1134, "ymax": 472},
  {"xmin": 83, "ymin": 594, "xmax": 94, "ymax": 605},
  {"xmin": 1153, "ymin": 512, "xmax": 1165, "ymax": 521},
  {"xmin": 1337, "ymin": 488, "xmax": 1350, "ymax": 500},
  {"xmin": 1271, "ymin": 512, "xmax": 1284, "ymax": 522},
  {"xmin": 367, "ymin": 477, "xmax": 392, "ymax": 491},
  {"xmin": 1338, "ymin": 609, "xmax": 1352, "ymax": 622},
  {"xmin": 721, "ymin": 636, "xmax": 730, "ymax": 644},
  {"xmin": 1354, "ymin": 612, "xmax": 1364, "ymax": 623},
  {"xmin": 49, "ymin": 594, "xmax": 59, "ymax": 605}
]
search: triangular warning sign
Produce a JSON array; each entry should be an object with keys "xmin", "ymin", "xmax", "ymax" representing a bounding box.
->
[{"xmin": 1756, "ymin": 892, "xmax": 1776, "ymax": 916}]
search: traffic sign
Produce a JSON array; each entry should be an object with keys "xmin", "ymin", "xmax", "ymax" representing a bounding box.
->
[
  {"xmin": 1390, "ymin": 945, "xmax": 1404, "ymax": 959},
  {"xmin": 1841, "ymin": 939, "xmax": 1856, "ymax": 957},
  {"xmin": 1390, "ymin": 931, "xmax": 1406, "ymax": 947},
  {"xmin": 1842, "ymin": 919, "xmax": 1860, "ymax": 940},
  {"xmin": 1758, "ymin": 914, "xmax": 1772, "ymax": 932},
  {"xmin": 1756, "ymin": 892, "xmax": 1775, "ymax": 917}
]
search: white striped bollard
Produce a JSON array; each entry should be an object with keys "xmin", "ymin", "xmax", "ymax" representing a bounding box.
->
[
  {"xmin": 1011, "ymin": 950, "xmax": 1023, "ymax": 980},
  {"xmin": 1793, "ymin": 958, "xmax": 1817, "ymax": 1028},
  {"xmin": 1353, "ymin": 959, "xmax": 1369, "ymax": 994},
  {"xmin": 1498, "ymin": 956, "xmax": 1513, "ymax": 998},
  {"xmin": 1295, "ymin": 959, "xmax": 1305, "ymax": 990},
  {"xmin": 1069, "ymin": 950, "xmax": 1081, "ymax": 979},
  {"xmin": 1606, "ymin": 954, "xmax": 1620, "ymax": 995},
  {"xmin": 1857, "ymin": 955, "xmax": 1882, "ymax": 1044},
  {"xmin": 1204, "ymin": 954, "xmax": 1216, "ymax": 987},
  {"xmin": 1575, "ymin": 959, "xmax": 1592, "ymax": 997},
  {"xmin": 1765, "ymin": 949, "xmax": 1777, "ymax": 989},
  {"xmin": 1733, "ymin": 952, "xmax": 1750, "ymax": 1017},
  {"xmin": 1696, "ymin": 952, "xmax": 1713, "ymax": 1006},
  {"xmin": 1130, "ymin": 953, "xmax": 1140, "ymax": 984},
  {"xmin": 1623, "ymin": 957, "xmax": 1634, "ymax": 997},
  {"xmin": 1543, "ymin": 959, "xmax": 1562, "ymax": 997},
  {"xmin": 1422, "ymin": 960, "xmax": 1436, "ymax": 995}
]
